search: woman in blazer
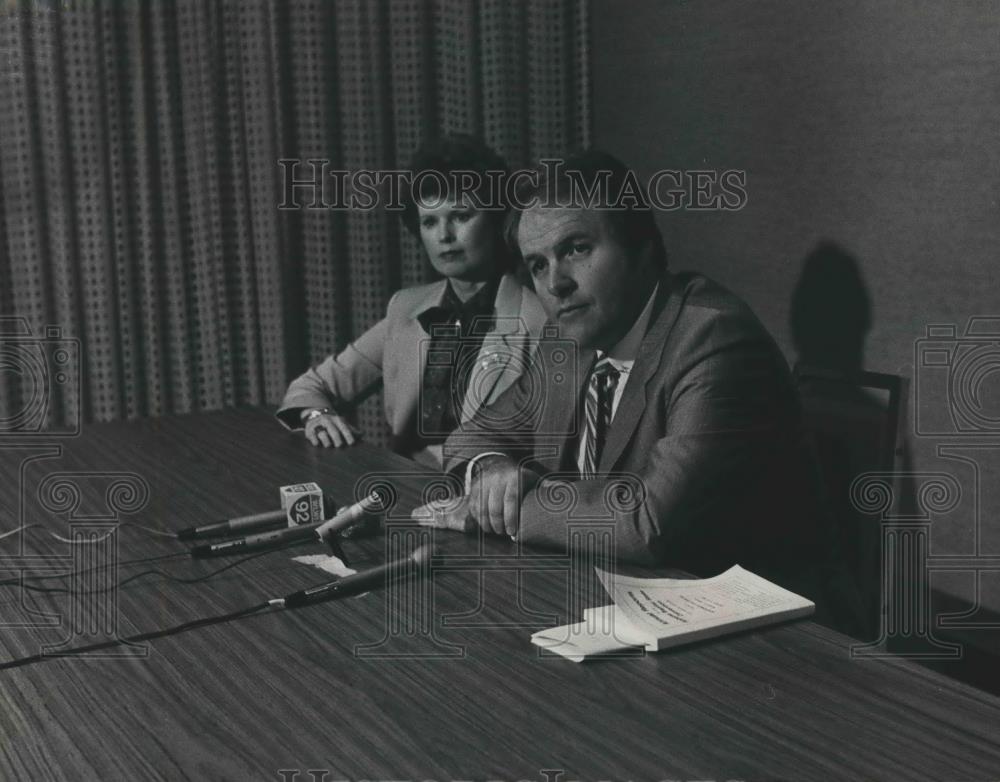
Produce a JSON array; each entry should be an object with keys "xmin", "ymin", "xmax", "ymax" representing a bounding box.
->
[{"xmin": 277, "ymin": 135, "xmax": 546, "ymax": 467}]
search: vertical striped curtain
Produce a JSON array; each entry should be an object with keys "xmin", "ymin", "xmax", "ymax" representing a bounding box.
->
[{"xmin": 0, "ymin": 0, "xmax": 590, "ymax": 446}]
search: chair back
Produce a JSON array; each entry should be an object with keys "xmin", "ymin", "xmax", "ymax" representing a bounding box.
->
[{"xmin": 793, "ymin": 363, "xmax": 902, "ymax": 639}]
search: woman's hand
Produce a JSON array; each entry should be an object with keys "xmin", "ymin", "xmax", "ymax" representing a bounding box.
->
[{"xmin": 303, "ymin": 411, "xmax": 360, "ymax": 448}]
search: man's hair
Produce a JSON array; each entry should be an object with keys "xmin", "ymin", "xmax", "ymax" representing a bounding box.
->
[
  {"xmin": 503, "ymin": 149, "xmax": 668, "ymax": 275},
  {"xmin": 399, "ymin": 133, "xmax": 508, "ymax": 237}
]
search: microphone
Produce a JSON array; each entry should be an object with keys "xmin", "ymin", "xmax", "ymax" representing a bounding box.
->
[
  {"xmin": 176, "ymin": 493, "xmax": 336, "ymax": 541},
  {"xmin": 275, "ymin": 544, "xmax": 430, "ymax": 609},
  {"xmin": 316, "ymin": 491, "xmax": 384, "ymax": 541},
  {"xmin": 188, "ymin": 497, "xmax": 376, "ymax": 559}
]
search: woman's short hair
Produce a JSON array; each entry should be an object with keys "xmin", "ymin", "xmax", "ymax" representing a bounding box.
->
[{"xmin": 399, "ymin": 133, "xmax": 509, "ymax": 237}]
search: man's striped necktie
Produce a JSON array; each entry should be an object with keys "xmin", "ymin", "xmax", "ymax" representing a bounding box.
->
[{"xmin": 581, "ymin": 357, "xmax": 620, "ymax": 479}]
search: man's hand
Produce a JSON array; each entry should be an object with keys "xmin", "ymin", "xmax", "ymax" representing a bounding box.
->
[
  {"xmin": 468, "ymin": 455, "xmax": 539, "ymax": 538},
  {"xmin": 304, "ymin": 412, "xmax": 360, "ymax": 448}
]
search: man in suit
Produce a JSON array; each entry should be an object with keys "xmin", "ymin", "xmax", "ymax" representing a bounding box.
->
[{"xmin": 443, "ymin": 151, "xmax": 859, "ymax": 626}]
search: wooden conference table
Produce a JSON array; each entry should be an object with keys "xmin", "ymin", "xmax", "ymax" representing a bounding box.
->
[{"xmin": 1, "ymin": 407, "xmax": 998, "ymax": 781}]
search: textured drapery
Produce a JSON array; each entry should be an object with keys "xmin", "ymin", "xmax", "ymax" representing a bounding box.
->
[{"xmin": 0, "ymin": 0, "xmax": 590, "ymax": 445}]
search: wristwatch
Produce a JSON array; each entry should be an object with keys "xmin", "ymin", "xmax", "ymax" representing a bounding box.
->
[{"xmin": 301, "ymin": 407, "xmax": 330, "ymax": 422}]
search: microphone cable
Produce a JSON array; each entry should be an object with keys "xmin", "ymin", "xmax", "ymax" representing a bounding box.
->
[
  {"xmin": 0, "ymin": 520, "xmax": 178, "ymax": 544},
  {"xmin": 0, "ymin": 600, "xmax": 277, "ymax": 671},
  {"xmin": 5, "ymin": 540, "xmax": 308, "ymax": 597},
  {"xmin": 0, "ymin": 545, "xmax": 423, "ymax": 671},
  {"xmin": 0, "ymin": 519, "xmax": 192, "ymax": 589},
  {"xmin": 0, "ymin": 551, "xmax": 188, "ymax": 589},
  {"xmin": 0, "ymin": 524, "xmax": 340, "ymax": 594}
]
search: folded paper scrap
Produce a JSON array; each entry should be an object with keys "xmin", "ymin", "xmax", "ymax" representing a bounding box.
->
[
  {"xmin": 292, "ymin": 553, "xmax": 356, "ymax": 577},
  {"xmin": 531, "ymin": 565, "xmax": 815, "ymax": 662},
  {"xmin": 410, "ymin": 495, "xmax": 476, "ymax": 532}
]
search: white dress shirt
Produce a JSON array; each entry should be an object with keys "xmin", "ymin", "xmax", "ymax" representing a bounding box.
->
[{"xmin": 573, "ymin": 284, "xmax": 659, "ymax": 474}]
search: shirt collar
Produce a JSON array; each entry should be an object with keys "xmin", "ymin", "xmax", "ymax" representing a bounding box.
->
[
  {"xmin": 416, "ymin": 276, "xmax": 500, "ymax": 334},
  {"xmin": 444, "ymin": 276, "xmax": 499, "ymax": 324},
  {"xmin": 597, "ymin": 283, "xmax": 660, "ymax": 372}
]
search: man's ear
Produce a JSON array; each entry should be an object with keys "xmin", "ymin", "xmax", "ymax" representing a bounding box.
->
[{"xmin": 632, "ymin": 237, "xmax": 658, "ymax": 278}]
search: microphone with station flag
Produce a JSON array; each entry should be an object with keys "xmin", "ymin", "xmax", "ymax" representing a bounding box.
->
[
  {"xmin": 187, "ymin": 491, "xmax": 385, "ymax": 559},
  {"xmin": 271, "ymin": 544, "xmax": 430, "ymax": 609},
  {"xmin": 176, "ymin": 484, "xmax": 335, "ymax": 541}
]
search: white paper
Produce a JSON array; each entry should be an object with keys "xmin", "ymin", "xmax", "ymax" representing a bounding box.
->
[
  {"xmin": 595, "ymin": 565, "xmax": 814, "ymax": 643},
  {"xmin": 531, "ymin": 607, "xmax": 649, "ymax": 661}
]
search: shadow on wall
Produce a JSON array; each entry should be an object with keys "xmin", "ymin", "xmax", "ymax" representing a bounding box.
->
[
  {"xmin": 790, "ymin": 240, "xmax": 871, "ymax": 373},
  {"xmin": 789, "ymin": 241, "xmax": 910, "ymax": 640}
]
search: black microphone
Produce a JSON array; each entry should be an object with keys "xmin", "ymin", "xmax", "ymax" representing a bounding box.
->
[
  {"xmin": 176, "ymin": 494, "xmax": 336, "ymax": 541},
  {"xmin": 188, "ymin": 499, "xmax": 374, "ymax": 559},
  {"xmin": 276, "ymin": 544, "xmax": 430, "ymax": 609}
]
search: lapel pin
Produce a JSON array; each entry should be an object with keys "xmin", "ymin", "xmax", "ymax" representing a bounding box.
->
[{"xmin": 481, "ymin": 352, "xmax": 507, "ymax": 370}]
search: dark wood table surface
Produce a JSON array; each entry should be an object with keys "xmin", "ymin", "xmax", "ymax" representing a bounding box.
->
[{"xmin": 1, "ymin": 407, "xmax": 998, "ymax": 781}]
